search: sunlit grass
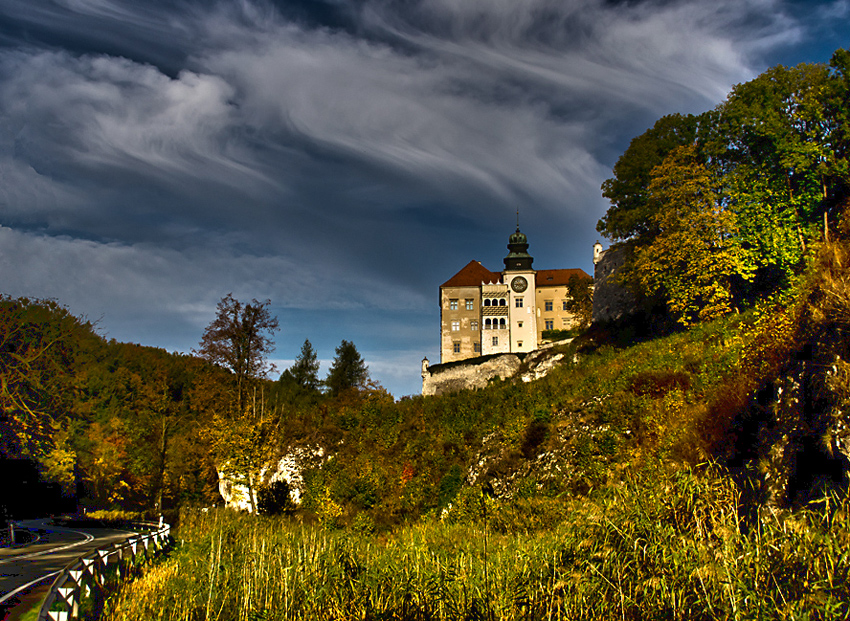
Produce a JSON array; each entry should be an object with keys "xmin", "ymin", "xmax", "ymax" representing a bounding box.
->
[
  {"xmin": 103, "ymin": 243, "xmax": 850, "ymax": 620},
  {"xmin": 104, "ymin": 465, "xmax": 850, "ymax": 620}
]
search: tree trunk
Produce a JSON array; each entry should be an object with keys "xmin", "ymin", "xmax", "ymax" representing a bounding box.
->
[
  {"xmin": 247, "ymin": 471, "xmax": 257, "ymax": 514},
  {"xmin": 155, "ymin": 417, "xmax": 168, "ymax": 514}
]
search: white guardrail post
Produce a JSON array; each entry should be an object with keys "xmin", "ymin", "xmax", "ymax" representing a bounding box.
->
[{"xmin": 37, "ymin": 520, "xmax": 171, "ymax": 621}]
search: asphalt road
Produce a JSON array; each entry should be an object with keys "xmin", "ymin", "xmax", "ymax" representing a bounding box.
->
[{"xmin": 0, "ymin": 519, "xmax": 136, "ymax": 614}]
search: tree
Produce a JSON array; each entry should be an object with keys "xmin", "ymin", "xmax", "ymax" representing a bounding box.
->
[
  {"xmin": 194, "ymin": 294, "xmax": 279, "ymax": 413},
  {"xmin": 706, "ymin": 63, "xmax": 834, "ymax": 288},
  {"xmin": 631, "ymin": 145, "xmax": 752, "ymax": 325},
  {"xmin": 598, "ymin": 113, "xmax": 702, "ymax": 243},
  {"xmin": 280, "ymin": 339, "xmax": 320, "ymax": 392},
  {"xmin": 563, "ymin": 274, "xmax": 594, "ymax": 329},
  {"xmin": 0, "ymin": 296, "xmax": 95, "ymax": 481},
  {"xmin": 325, "ymin": 340, "xmax": 369, "ymax": 397},
  {"xmin": 206, "ymin": 409, "xmax": 272, "ymax": 514},
  {"xmin": 598, "ymin": 51, "xmax": 850, "ymax": 321}
]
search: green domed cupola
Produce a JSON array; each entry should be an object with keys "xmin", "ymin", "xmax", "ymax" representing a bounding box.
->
[
  {"xmin": 509, "ymin": 229, "xmax": 527, "ymax": 245},
  {"xmin": 504, "ymin": 226, "xmax": 534, "ymax": 271}
]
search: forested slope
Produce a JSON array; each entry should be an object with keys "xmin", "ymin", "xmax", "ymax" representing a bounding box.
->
[{"xmin": 4, "ymin": 48, "xmax": 850, "ymax": 619}]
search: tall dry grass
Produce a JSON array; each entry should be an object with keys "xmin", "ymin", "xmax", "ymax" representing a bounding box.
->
[{"xmin": 104, "ymin": 464, "xmax": 849, "ymax": 620}]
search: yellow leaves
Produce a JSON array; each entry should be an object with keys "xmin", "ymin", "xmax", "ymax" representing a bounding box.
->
[
  {"xmin": 317, "ymin": 488, "xmax": 344, "ymax": 529},
  {"xmin": 43, "ymin": 436, "xmax": 77, "ymax": 494},
  {"xmin": 632, "ymin": 145, "xmax": 750, "ymax": 326}
]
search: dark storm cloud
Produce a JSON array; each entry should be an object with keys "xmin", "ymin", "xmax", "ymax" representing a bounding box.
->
[{"xmin": 0, "ymin": 0, "xmax": 843, "ymax": 394}]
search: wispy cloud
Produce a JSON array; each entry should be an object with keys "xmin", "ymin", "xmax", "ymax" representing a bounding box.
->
[{"xmin": 0, "ymin": 0, "xmax": 839, "ymax": 394}]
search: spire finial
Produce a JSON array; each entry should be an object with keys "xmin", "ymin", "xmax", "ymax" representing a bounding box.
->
[{"xmin": 516, "ymin": 208, "xmax": 520, "ymax": 231}]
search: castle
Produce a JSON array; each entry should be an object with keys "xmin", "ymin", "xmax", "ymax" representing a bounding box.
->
[{"xmin": 436, "ymin": 227, "xmax": 591, "ymax": 364}]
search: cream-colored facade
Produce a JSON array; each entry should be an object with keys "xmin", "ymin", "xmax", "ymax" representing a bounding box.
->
[
  {"xmin": 440, "ymin": 283, "xmax": 481, "ymax": 363},
  {"xmin": 439, "ymin": 229, "xmax": 591, "ymax": 364},
  {"xmin": 480, "ymin": 282, "xmax": 510, "ymax": 356},
  {"xmin": 534, "ymin": 270, "xmax": 589, "ymax": 345}
]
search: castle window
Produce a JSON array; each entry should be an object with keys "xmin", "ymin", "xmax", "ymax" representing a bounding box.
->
[
  {"xmin": 517, "ymin": 341, "xmax": 523, "ymax": 347},
  {"xmin": 545, "ymin": 320, "xmax": 554, "ymax": 330},
  {"xmin": 484, "ymin": 299, "xmax": 491, "ymax": 306},
  {"xmin": 453, "ymin": 342, "xmax": 461, "ymax": 353},
  {"xmin": 474, "ymin": 343, "xmax": 481, "ymax": 353},
  {"xmin": 545, "ymin": 300, "xmax": 553, "ymax": 312},
  {"xmin": 466, "ymin": 299, "xmax": 474, "ymax": 310},
  {"xmin": 485, "ymin": 318, "xmax": 492, "ymax": 329},
  {"xmin": 451, "ymin": 320, "xmax": 460, "ymax": 331},
  {"xmin": 499, "ymin": 299, "xmax": 506, "ymax": 306},
  {"xmin": 449, "ymin": 299, "xmax": 458, "ymax": 310},
  {"xmin": 492, "ymin": 336, "xmax": 499, "ymax": 346},
  {"xmin": 518, "ymin": 321, "xmax": 523, "ymax": 328},
  {"xmin": 499, "ymin": 318, "xmax": 506, "ymax": 329},
  {"xmin": 471, "ymin": 320, "xmax": 478, "ymax": 331},
  {"xmin": 562, "ymin": 301, "xmax": 568, "ymax": 311},
  {"xmin": 515, "ymin": 298, "xmax": 523, "ymax": 308}
]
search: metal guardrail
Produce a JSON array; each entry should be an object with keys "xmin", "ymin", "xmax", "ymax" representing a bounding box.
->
[{"xmin": 37, "ymin": 520, "xmax": 171, "ymax": 621}]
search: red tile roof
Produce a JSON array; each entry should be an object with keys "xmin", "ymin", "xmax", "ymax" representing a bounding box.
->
[
  {"xmin": 535, "ymin": 268, "xmax": 591, "ymax": 287},
  {"xmin": 441, "ymin": 261, "xmax": 502, "ymax": 288}
]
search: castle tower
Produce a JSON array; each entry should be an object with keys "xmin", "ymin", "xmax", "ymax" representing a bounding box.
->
[
  {"xmin": 503, "ymin": 227, "xmax": 534, "ymax": 271},
  {"xmin": 593, "ymin": 240, "xmax": 604, "ymax": 265},
  {"xmin": 502, "ymin": 227, "xmax": 537, "ymax": 353}
]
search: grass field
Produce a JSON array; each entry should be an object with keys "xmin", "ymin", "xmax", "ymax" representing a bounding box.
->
[{"xmin": 104, "ymin": 464, "xmax": 850, "ymax": 620}]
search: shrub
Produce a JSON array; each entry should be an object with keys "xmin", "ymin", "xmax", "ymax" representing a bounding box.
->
[
  {"xmin": 628, "ymin": 369, "xmax": 692, "ymax": 397},
  {"xmin": 257, "ymin": 480, "xmax": 295, "ymax": 516},
  {"xmin": 520, "ymin": 419, "xmax": 549, "ymax": 458},
  {"xmin": 541, "ymin": 328, "xmax": 576, "ymax": 341},
  {"xmin": 437, "ymin": 464, "xmax": 464, "ymax": 508}
]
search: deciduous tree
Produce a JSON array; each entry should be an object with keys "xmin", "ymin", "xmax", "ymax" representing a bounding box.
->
[
  {"xmin": 0, "ymin": 296, "xmax": 94, "ymax": 474},
  {"xmin": 632, "ymin": 145, "xmax": 752, "ymax": 325},
  {"xmin": 195, "ymin": 294, "xmax": 279, "ymax": 413},
  {"xmin": 563, "ymin": 274, "xmax": 594, "ymax": 329},
  {"xmin": 706, "ymin": 62, "xmax": 842, "ymax": 289},
  {"xmin": 598, "ymin": 113, "xmax": 701, "ymax": 243}
]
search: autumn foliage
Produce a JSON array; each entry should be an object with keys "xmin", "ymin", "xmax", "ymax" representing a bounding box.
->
[{"xmin": 601, "ymin": 50, "xmax": 850, "ymax": 325}]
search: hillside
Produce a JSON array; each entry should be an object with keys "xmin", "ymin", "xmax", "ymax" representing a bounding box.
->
[
  {"xmin": 5, "ymin": 49, "xmax": 850, "ymax": 619},
  {"xmin": 98, "ymin": 232, "xmax": 850, "ymax": 620},
  {"xmin": 5, "ymin": 216, "xmax": 850, "ymax": 620}
]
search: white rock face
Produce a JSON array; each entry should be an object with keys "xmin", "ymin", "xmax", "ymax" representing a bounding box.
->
[
  {"xmin": 520, "ymin": 353, "xmax": 565, "ymax": 383},
  {"xmin": 422, "ymin": 341, "xmax": 573, "ymax": 396},
  {"xmin": 422, "ymin": 354, "xmax": 522, "ymax": 396},
  {"xmin": 217, "ymin": 446, "xmax": 326, "ymax": 512},
  {"xmin": 265, "ymin": 446, "xmax": 325, "ymax": 504},
  {"xmin": 217, "ymin": 468, "xmax": 255, "ymax": 512}
]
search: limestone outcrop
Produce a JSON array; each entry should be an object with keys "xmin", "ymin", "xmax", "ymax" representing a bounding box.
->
[
  {"xmin": 422, "ymin": 354, "xmax": 523, "ymax": 396},
  {"xmin": 217, "ymin": 445, "xmax": 326, "ymax": 512},
  {"xmin": 422, "ymin": 343, "xmax": 573, "ymax": 396}
]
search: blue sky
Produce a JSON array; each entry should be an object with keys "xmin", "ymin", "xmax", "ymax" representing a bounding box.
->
[{"xmin": 0, "ymin": 0, "xmax": 847, "ymax": 397}]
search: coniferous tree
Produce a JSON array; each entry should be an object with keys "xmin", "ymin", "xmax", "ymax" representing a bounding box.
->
[
  {"xmin": 325, "ymin": 340, "xmax": 369, "ymax": 397},
  {"xmin": 280, "ymin": 339, "xmax": 320, "ymax": 392}
]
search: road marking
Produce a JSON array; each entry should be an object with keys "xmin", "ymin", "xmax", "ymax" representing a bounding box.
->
[
  {"xmin": 0, "ymin": 570, "xmax": 61, "ymax": 605},
  {"xmin": 0, "ymin": 530, "xmax": 95, "ymax": 564}
]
